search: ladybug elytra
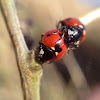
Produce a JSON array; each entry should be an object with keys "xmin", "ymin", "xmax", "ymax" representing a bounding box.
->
[
  {"xmin": 57, "ymin": 18, "xmax": 86, "ymax": 49},
  {"xmin": 35, "ymin": 29, "xmax": 67, "ymax": 63}
]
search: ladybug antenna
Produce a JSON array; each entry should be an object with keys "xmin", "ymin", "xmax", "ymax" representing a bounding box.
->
[{"xmin": 56, "ymin": 21, "xmax": 62, "ymax": 29}]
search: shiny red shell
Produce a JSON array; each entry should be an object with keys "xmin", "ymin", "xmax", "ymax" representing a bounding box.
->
[
  {"xmin": 62, "ymin": 18, "xmax": 86, "ymax": 45},
  {"xmin": 42, "ymin": 29, "xmax": 67, "ymax": 61},
  {"xmin": 62, "ymin": 18, "xmax": 82, "ymax": 27},
  {"xmin": 80, "ymin": 30, "xmax": 86, "ymax": 44}
]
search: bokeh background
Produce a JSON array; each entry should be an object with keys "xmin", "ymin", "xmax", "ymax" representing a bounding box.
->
[{"xmin": 0, "ymin": 0, "xmax": 100, "ymax": 100}]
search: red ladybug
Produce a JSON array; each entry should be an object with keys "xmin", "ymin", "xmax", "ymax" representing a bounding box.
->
[
  {"xmin": 57, "ymin": 18, "xmax": 86, "ymax": 49},
  {"xmin": 35, "ymin": 29, "xmax": 67, "ymax": 63}
]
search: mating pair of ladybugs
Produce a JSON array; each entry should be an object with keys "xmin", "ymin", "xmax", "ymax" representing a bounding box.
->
[{"xmin": 35, "ymin": 18, "xmax": 86, "ymax": 64}]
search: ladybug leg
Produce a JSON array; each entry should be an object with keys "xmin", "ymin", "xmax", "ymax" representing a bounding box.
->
[
  {"xmin": 39, "ymin": 41, "xmax": 42, "ymax": 45},
  {"xmin": 59, "ymin": 28, "xmax": 66, "ymax": 39},
  {"xmin": 66, "ymin": 47, "xmax": 70, "ymax": 55},
  {"xmin": 62, "ymin": 26, "xmax": 67, "ymax": 33},
  {"xmin": 56, "ymin": 21, "xmax": 61, "ymax": 29},
  {"xmin": 67, "ymin": 49, "xmax": 70, "ymax": 54},
  {"xmin": 61, "ymin": 32, "xmax": 65, "ymax": 38},
  {"xmin": 46, "ymin": 57, "xmax": 55, "ymax": 63},
  {"xmin": 41, "ymin": 34, "xmax": 44, "ymax": 39},
  {"xmin": 52, "ymin": 30, "xmax": 59, "ymax": 34},
  {"xmin": 59, "ymin": 26, "xmax": 67, "ymax": 38}
]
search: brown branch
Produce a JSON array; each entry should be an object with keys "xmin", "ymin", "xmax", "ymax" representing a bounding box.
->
[{"xmin": 0, "ymin": 0, "xmax": 43, "ymax": 100}]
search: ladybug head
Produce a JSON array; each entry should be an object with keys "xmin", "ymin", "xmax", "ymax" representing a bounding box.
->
[
  {"xmin": 35, "ymin": 42, "xmax": 55, "ymax": 63},
  {"xmin": 64, "ymin": 25, "xmax": 86, "ymax": 49}
]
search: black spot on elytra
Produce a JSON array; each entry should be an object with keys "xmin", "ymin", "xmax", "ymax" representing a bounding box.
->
[
  {"xmin": 55, "ymin": 44, "xmax": 62, "ymax": 52},
  {"xmin": 67, "ymin": 18, "xmax": 72, "ymax": 21},
  {"xmin": 47, "ymin": 34, "xmax": 51, "ymax": 37}
]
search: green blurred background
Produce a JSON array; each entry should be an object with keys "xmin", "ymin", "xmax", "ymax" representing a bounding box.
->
[{"xmin": 0, "ymin": 0, "xmax": 100, "ymax": 100}]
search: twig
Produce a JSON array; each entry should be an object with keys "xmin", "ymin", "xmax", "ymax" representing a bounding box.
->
[{"xmin": 0, "ymin": 0, "xmax": 43, "ymax": 100}]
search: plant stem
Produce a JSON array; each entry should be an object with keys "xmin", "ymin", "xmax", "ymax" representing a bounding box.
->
[{"xmin": 0, "ymin": 0, "xmax": 43, "ymax": 100}]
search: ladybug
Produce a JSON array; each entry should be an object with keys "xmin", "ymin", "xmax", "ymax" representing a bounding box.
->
[
  {"xmin": 35, "ymin": 29, "xmax": 67, "ymax": 63},
  {"xmin": 57, "ymin": 18, "xmax": 86, "ymax": 49}
]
